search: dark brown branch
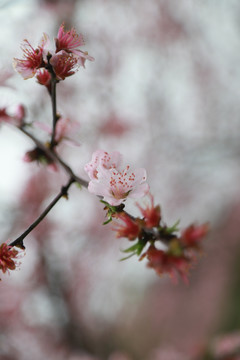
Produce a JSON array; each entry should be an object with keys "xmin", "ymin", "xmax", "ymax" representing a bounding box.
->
[{"xmin": 9, "ymin": 177, "xmax": 75, "ymax": 249}]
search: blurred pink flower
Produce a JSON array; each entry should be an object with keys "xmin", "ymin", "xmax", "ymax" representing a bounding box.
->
[
  {"xmin": 0, "ymin": 70, "xmax": 13, "ymax": 87},
  {"xmin": 23, "ymin": 147, "xmax": 58, "ymax": 172},
  {"xmin": 54, "ymin": 117, "xmax": 81, "ymax": 146},
  {"xmin": 13, "ymin": 104, "xmax": 25, "ymax": 122},
  {"xmin": 0, "ymin": 104, "xmax": 25, "ymax": 127},
  {"xmin": 13, "ymin": 33, "xmax": 49, "ymax": 79},
  {"xmin": 0, "ymin": 108, "xmax": 11, "ymax": 122},
  {"xmin": 85, "ymin": 150, "xmax": 149, "ymax": 205},
  {"xmin": 112, "ymin": 212, "xmax": 141, "ymax": 240},
  {"xmin": 0, "ymin": 242, "xmax": 19, "ymax": 278},
  {"xmin": 142, "ymin": 245, "xmax": 191, "ymax": 284},
  {"xmin": 136, "ymin": 193, "xmax": 161, "ymax": 228},
  {"xmin": 180, "ymin": 223, "xmax": 209, "ymax": 248},
  {"xmin": 35, "ymin": 117, "xmax": 81, "ymax": 146},
  {"xmin": 212, "ymin": 332, "xmax": 240, "ymax": 359},
  {"xmin": 99, "ymin": 113, "xmax": 131, "ymax": 137}
]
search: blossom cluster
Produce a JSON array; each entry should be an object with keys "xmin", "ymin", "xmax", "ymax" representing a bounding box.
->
[
  {"xmin": 0, "ymin": 24, "xmax": 209, "ymax": 284},
  {"xmin": 13, "ymin": 23, "xmax": 94, "ymax": 81},
  {"xmin": 84, "ymin": 150, "xmax": 208, "ymax": 283}
]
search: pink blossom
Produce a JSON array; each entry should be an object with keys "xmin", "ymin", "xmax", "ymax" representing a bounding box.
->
[
  {"xmin": 84, "ymin": 150, "xmax": 122, "ymax": 180},
  {"xmin": 55, "ymin": 23, "xmax": 94, "ymax": 66},
  {"xmin": 55, "ymin": 23, "xmax": 85, "ymax": 52},
  {"xmin": 0, "ymin": 108, "xmax": 11, "ymax": 123},
  {"xmin": 50, "ymin": 51, "xmax": 79, "ymax": 80},
  {"xmin": 85, "ymin": 150, "xmax": 149, "ymax": 206},
  {"xmin": 13, "ymin": 33, "xmax": 49, "ymax": 79}
]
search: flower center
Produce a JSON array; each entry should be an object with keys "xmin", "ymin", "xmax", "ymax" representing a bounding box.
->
[{"xmin": 109, "ymin": 166, "xmax": 135, "ymax": 199}]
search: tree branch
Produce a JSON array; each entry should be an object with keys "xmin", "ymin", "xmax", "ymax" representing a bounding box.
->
[{"xmin": 9, "ymin": 177, "xmax": 75, "ymax": 249}]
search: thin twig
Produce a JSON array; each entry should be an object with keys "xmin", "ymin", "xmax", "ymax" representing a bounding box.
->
[{"xmin": 9, "ymin": 177, "xmax": 75, "ymax": 249}]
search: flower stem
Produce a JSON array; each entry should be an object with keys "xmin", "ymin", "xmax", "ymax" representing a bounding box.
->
[
  {"xmin": 50, "ymin": 75, "xmax": 58, "ymax": 148},
  {"xmin": 45, "ymin": 54, "xmax": 58, "ymax": 149},
  {"xmin": 9, "ymin": 177, "xmax": 75, "ymax": 249}
]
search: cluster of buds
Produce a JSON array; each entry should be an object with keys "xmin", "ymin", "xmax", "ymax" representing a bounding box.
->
[
  {"xmin": 13, "ymin": 23, "xmax": 94, "ymax": 82},
  {"xmin": 23, "ymin": 146, "xmax": 58, "ymax": 172},
  {"xmin": 111, "ymin": 195, "xmax": 208, "ymax": 283}
]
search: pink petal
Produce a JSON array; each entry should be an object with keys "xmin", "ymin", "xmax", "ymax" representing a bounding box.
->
[{"xmin": 128, "ymin": 183, "xmax": 150, "ymax": 199}]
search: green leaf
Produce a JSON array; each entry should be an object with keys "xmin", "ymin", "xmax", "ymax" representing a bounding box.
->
[
  {"xmin": 136, "ymin": 239, "xmax": 146, "ymax": 256},
  {"xmin": 121, "ymin": 238, "xmax": 146, "ymax": 258},
  {"xmin": 100, "ymin": 200, "xmax": 125, "ymax": 213},
  {"xmin": 165, "ymin": 219, "xmax": 180, "ymax": 234},
  {"xmin": 120, "ymin": 252, "xmax": 137, "ymax": 261},
  {"xmin": 102, "ymin": 216, "xmax": 112, "ymax": 225},
  {"xmin": 100, "ymin": 200, "xmax": 115, "ymax": 212},
  {"xmin": 100, "ymin": 200, "xmax": 109, "ymax": 206},
  {"xmin": 121, "ymin": 242, "xmax": 140, "ymax": 253}
]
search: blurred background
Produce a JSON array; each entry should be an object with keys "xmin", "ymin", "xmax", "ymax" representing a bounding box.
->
[{"xmin": 1, "ymin": 0, "xmax": 240, "ymax": 359}]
